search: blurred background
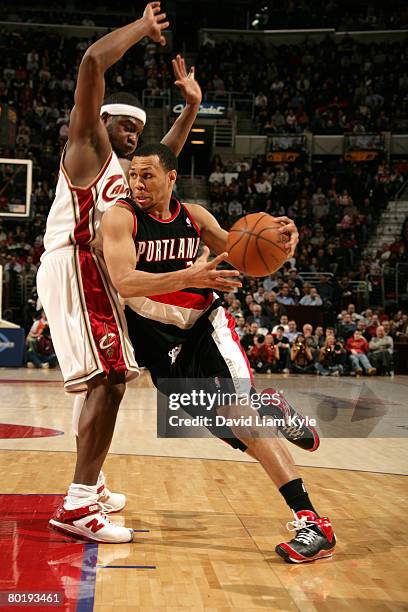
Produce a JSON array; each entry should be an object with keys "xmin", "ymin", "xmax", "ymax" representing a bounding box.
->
[{"xmin": 0, "ymin": 0, "xmax": 407, "ymax": 376}]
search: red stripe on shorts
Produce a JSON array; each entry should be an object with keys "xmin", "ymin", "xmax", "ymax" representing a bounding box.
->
[
  {"xmin": 224, "ymin": 308, "xmax": 254, "ymax": 385},
  {"xmin": 78, "ymin": 250, "xmax": 127, "ymax": 375},
  {"xmin": 73, "ymin": 187, "xmax": 94, "ymax": 245},
  {"xmin": 149, "ymin": 290, "xmax": 213, "ymax": 310}
]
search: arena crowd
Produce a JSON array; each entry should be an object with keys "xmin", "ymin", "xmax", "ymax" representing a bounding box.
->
[{"xmin": 0, "ymin": 16, "xmax": 407, "ymax": 374}]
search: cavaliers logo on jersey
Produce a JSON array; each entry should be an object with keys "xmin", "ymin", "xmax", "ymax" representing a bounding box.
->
[
  {"xmin": 102, "ymin": 174, "xmax": 128, "ymax": 203},
  {"xmin": 99, "ymin": 324, "xmax": 116, "ymax": 359}
]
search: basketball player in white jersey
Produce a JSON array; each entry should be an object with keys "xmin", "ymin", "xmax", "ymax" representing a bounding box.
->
[{"xmin": 37, "ymin": 2, "xmax": 232, "ymax": 543}]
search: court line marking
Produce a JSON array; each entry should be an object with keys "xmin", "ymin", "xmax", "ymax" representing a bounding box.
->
[
  {"xmin": 97, "ymin": 565, "xmax": 156, "ymax": 569},
  {"xmin": 0, "ymin": 448, "xmax": 405, "ymax": 476},
  {"xmin": 76, "ymin": 543, "xmax": 98, "ymax": 612}
]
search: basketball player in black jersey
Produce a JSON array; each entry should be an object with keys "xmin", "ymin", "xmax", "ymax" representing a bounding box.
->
[{"xmin": 102, "ymin": 143, "xmax": 336, "ymax": 563}]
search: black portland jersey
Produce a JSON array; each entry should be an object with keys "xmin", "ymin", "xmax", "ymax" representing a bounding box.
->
[{"xmin": 117, "ymin": 196, "xmax": 217, "ymax": 329}]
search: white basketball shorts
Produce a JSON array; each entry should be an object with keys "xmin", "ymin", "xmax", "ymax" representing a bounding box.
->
[{"xmin": 37, "ymin": 246, "xmax": 139, "ymax": 392}]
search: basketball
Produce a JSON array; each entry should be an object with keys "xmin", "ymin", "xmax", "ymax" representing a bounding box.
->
[{"xmin": 226, "ymin": 212, "xmax": 290, "ymax": 277}]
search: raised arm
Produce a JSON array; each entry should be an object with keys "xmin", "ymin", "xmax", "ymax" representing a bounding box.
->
[
  {"xmin": 65, "ymin": 3, "xmax": 169, "ymax": 182},
  {"xmin": 101, "ymin": 207, "xmax": 242, "ymax": 298},
  {"xmin": 161, "ymin": 55, "xmax": 202, "ymax": 156},
  {"xmin": 70, "ymin": 3, "xmax": 168, "ymax": 143}
]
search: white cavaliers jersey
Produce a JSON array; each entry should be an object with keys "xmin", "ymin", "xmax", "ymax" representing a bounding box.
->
[{"xmin": 42, "ymin": 150, "xmax": 129, "ymax": 256}]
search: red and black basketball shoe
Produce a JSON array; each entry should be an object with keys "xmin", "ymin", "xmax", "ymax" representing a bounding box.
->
[
  {"xmin": 260, "ymin": 387, "xmax": 320, "ymax": 452},
  {"xmin": 275, "ymin": 510, "xmax": 336, "ymax": 563}
]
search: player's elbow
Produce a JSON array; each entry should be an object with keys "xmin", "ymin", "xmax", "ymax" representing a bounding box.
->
[
  {"xmin": 80, "ymin": 50, "xmax": 104, "ymax": 73},
  {"xmin": 111, "ymin": 276, "xmax": 128, "ymax": 298},
  {"xmin": 117, "ymin": 284, "xmax": 132, "ymax": 299},
  {"xmin": 114, "ymin": 275, "xmax": 138, "ymax": 299}
]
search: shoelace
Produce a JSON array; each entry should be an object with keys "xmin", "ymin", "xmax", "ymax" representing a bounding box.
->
[
  {"xmin": 286, "ymin": 513, "xmax": 319, "ymax": 545},
  {"xmin": 88, "ymin": 501, "xmax": 112, "ymax": 525},
  {"xmin": 281, "ymin": 420, "xmax": 304, "ymax": 439}
]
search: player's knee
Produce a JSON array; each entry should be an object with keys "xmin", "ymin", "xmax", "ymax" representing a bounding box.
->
[
  {"xmin": 221, "ymin": 437, "xmax": 248, "ymax": 452},
  {"xmin": 109, "ymin": 382, "xmax": 126, "ymax": 407}
]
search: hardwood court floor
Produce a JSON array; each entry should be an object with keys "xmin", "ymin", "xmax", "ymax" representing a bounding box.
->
[{"xmin": 0, "ymin": 369, "xmax": 407, "ymax": 611}]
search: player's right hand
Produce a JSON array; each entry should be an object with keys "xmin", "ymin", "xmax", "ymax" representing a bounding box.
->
[
  {"xmin": 142, "ymin": 2, "xmax": 169, "ymax": 46},
  {"xmin": 187, "ymin": 247, "xmax": 242, "ymax": 292}
]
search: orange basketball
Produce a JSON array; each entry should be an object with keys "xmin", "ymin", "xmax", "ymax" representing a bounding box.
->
[{"xmin": 226, "ymin": 213, "xmax": 290, "ymax": 277}]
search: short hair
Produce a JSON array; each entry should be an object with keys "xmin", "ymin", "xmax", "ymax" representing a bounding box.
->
[
  {"xmin": 103, "ymin": 91, "xmax": 144, "ymax": 109},
  {"xmin": 134, "ymin": 143, "xmax": 178, "ymax": 173}
]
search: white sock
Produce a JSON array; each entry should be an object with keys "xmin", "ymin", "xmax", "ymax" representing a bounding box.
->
[
  {"xmin": 97, "ymin": 471, "xmax": 105, "ymax": 488},
  {"xmin": 64, "ymin": 482, "xmax": 99, "ymax": 510}
]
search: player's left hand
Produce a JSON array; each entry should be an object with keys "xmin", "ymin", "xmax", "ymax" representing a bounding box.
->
[
  {"xmin": 172, "ymin": 55, "xmax": 202, "ymax": 105},
  {"xmin": 273, "ymin": 215, "xmax": 299, "ymax": 258}
]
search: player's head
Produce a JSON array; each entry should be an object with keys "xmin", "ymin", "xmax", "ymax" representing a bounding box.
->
[
  {"xmin": 129, "ymin": 143, "xmax": 178, "ymax": 212},
  {"xmin": 101, "ymin": 92, "xmax": 146, "ymax": 158}
]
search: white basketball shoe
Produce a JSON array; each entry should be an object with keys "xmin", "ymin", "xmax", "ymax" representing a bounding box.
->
[
  {"xmin": 96, "ymin": 471, "xmax": 126, "ymax": 514},
  {"xmin": 49, "ymin": 501, "xmax": 133, "ymax": 543}
]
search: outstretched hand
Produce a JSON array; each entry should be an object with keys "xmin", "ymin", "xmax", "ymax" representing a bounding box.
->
[
  {"xmin": 172, "ymin": 54, "xmax": 202, "ymax": 106},
  {"xmin": 273, "ymin": 216, "xmax": 299, "ymax": 259},
  {"xmin": 142, "ymin": 2, "xmax": 169, "ymax": 46},
  {"xmin": 187, "ymin": 247, "xmax": 242, "ymax": 292}
]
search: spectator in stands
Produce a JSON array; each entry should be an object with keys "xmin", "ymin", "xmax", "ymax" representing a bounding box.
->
[
  {"xmin": 393, "ymin": 312, "xmax": 408, "ymax": 339},
  {"xmin": 286, "ymin": 320, "xmax": 300, "ymax": 344},
  {"xmin": 254, "ymin": 173, "xmax": 272, "ymax": 196},
  {"xmin": 368, "ymin": 325, "xmax": 394, "ymax": 375},
  {"xmin": 253, "ymin": 285, "xmax": 265, "ymax": 304},
  {"xmin": 347, "ymin": 303, "xmax": 363, "ymax": 322},
  {"xmin": 273, "ymin": 326, "xmax": 291, "ymax": 373},
  {"xmin": 315, "ymin": 337, "xmax": 347, "ymax": 376},
  {"xmin": 315, "ymin": 326, "xmax": 327, "ymax": 348},
  {"xmin": 303, "ymin": 323, "xmax": 319, "ymax": 354},
  {"xmin": 299, "ymin": 287, "xmax": 323, "ymax": 306},
  {"xmin": 381, "ymin": 319, "xmax": 395, "ymax": 340},
  {"xmin": 316, "ymin": 275, "xmax": 334, "ymax": 303},
  {"xmin": 26, "ymin": 318, "xmax": 57, "ymax": 369},
  {"xmin": 234, "ymin": 315, "xmax": 247, "ymax": 340},
  {"xmin": 249, "ymin": 333, "xmax": 280, "ymax": 373},
  {"xmin": 366, "ymin": 313, "xmax": 380, "ymax": 338},
  {"xmin": 290, "ymin": 334, "xmax": 315, "ymax": 374},
  {"xmin": 246, "ymin": 303, "xmax": 270, "ymax": 330},
  {"xmin": 241, "ymin": 322, "xmax": 259, "ymax": 353},
  {"xmin": 265, "ymin": 300, "xmax": 285, "ymax": 328},
  {"xmin": 287, "ymin": 268, "xmax": 303, "ymax": 291},
  {"xmin": 26, "ymin": 310, "xmax": 48, "ymax": 345},
  {"xmin": 337, "ymin": 312, "xmax": 357, "ymax": 340},
  {"xmin": 287, "ymin": 278, "xmax": 301, "ymax": 301},
  {"xmin": 346, "ymin": 330, "xmax": 376, "ymax": 375},
  {"xmin": 355, "ymin": 319, "xmax": 370, "ymax": 341},
  {"xmin": 227, "ymin": 298, "xmax": 243, "ymax": 317},
  {"xmin": 272, "ymin": 314, "xmax": 289, "ymax": 334},
  {"xmin": 276, "ymin": 284, "xmax": 296, "ymax": 306},
  {"xmin": 337, "ymin": 277, "xmax": 354, "ymax": 308},
  {"xmin": 361, "ymin": 308, "xmax": 374, "ymax": 325},
  {"xmin": 209, "ymin": 165, "xmax": 225, "ymax": 186}
]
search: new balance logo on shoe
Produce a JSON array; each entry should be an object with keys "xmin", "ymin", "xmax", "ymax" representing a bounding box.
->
[{"xmin": 85, "ymin": 517, "xmax": 105, "ymax": 533}]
